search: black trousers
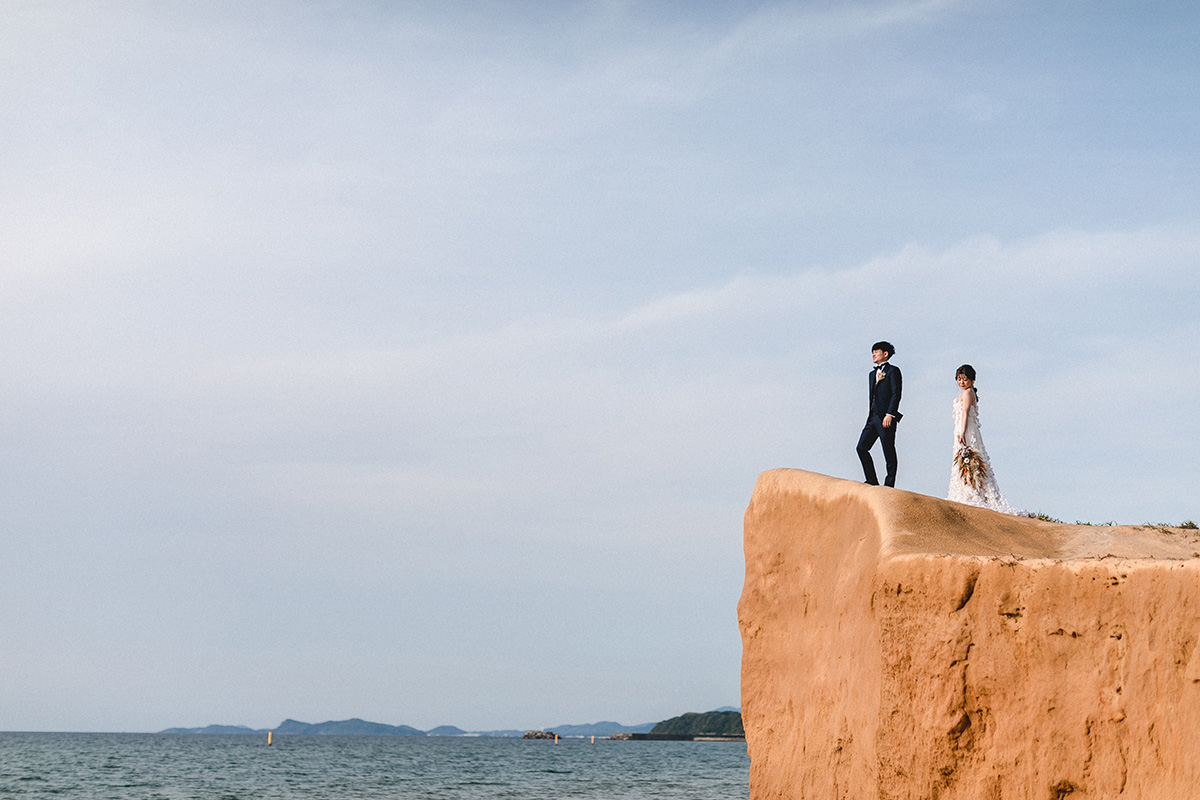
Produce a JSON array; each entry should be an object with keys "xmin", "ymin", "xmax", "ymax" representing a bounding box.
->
[{"xmin": 856, "ymin": 416, "xmax": 897, "ymax": 487}]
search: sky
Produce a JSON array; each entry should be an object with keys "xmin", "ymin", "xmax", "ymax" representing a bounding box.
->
[{"xmin": 2, "ymin": 0, "xmax": 1199, "ymax": 733}]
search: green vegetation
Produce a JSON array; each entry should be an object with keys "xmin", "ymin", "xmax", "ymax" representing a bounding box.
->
[
  {"xmin": 1142, "ymin": 521, "xmax": 1200, "ymax": 534},
  {"xmin": 650, "ymin": 710, "xmax": 743, "ymax": 737},
  {"xmin": 1035, "ymin": 515, "xmax": 1199, "ymax": 532}
]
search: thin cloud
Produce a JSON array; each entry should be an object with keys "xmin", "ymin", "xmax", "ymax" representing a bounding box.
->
[{"xmin": 606, "ymin": 223, "xmax": 1200, "ymax": 337}]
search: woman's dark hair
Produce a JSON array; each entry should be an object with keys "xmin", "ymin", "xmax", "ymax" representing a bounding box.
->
[
  {"xmin": 956, "ymin": 364, "xmax": 978, "ymax": 396},
  {"xmin": 872, "ymin": 341, "xmax": 895, "ymax": 357}
]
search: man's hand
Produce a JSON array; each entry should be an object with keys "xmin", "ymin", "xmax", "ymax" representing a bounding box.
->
[{"xmin": 882, "ymin": 414, "xmax": 893, "ymax": 428}]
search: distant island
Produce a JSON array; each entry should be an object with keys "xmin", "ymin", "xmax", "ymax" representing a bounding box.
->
[
  {"xmin": 160, "ymin": 718, "xmax": 525, "ymax": 737},
  {"xmin": 276, "ymin": 719, "xmax": 424, "ymax": 736},
  {"xmin": 159, "ymin": 708, "xmax": 740, "ymax": 738}
]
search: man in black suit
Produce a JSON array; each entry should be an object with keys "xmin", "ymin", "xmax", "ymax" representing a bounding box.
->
[{"xmin": 856, "ymin": 341, "xmax": 903, "ymax": 487}]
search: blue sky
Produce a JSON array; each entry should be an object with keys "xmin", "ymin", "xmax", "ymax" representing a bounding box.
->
[{"xmin": 2, "ymin": 0, "xmax": 1198, "ymax": 732}]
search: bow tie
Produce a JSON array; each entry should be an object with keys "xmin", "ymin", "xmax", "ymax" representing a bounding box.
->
[{"xmin": 874, "ymin": 365, "xmax": 886, "ymax": 371}]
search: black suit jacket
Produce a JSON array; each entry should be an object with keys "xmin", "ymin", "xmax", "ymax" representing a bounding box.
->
[{"xmin": 868, "ymin": 362, "xmax": 903, "ymax": 422}]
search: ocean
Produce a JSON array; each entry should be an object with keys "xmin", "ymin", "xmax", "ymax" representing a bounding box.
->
[{"xmin": 0, "ymin": 733, "xmax": 749, "ymax": 799}]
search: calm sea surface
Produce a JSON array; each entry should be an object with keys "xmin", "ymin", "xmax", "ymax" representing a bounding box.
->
[{"xmin": 0, "ymin": 733, "xmax": 749, "ymax": 799}]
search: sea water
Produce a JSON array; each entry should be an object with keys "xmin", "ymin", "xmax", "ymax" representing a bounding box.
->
[{"xmin": 0, "ymin": 733, "xmax": 749, "ymax": 799}]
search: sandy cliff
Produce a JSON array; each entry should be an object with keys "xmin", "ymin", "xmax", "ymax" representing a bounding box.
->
[{"xmin": 738, "ymin": 469, "xmax": 1200, "ymax": 800}]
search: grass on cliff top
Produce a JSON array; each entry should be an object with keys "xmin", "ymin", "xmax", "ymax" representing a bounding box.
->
[
  {"xmin": 1142, "ymin": 520, "xmax": 1198, "ymax": 533},
  {"xmin": 1030, "ymin": 513, "xmax": 1198, "ymax": 531}
]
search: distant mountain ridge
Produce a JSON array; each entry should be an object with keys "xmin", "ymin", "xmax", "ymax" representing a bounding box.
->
[
  {"xmin": 160, "ymin": 719, "xmax": 507, "ymax": 736},
  {"xmin": 546, "ymin": 720, "xmax": 655, "ymax": 736},
  {"xmin": 160, "ymin": 708, "xmax": 739, "ymax": 738},
  {"xmin": 160, "ymin": 724, "xmax": 269, "ymax": 735}
]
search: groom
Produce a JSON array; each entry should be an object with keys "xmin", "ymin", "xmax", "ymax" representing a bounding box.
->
[{"xmin": 856, "ymin": 341, "xmax": 903, "ymax": 487}]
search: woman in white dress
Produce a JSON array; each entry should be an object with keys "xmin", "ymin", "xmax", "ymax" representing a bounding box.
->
[{"xmin": 948, "ymin": 364, "xmax": 1022, "ymax": 515}]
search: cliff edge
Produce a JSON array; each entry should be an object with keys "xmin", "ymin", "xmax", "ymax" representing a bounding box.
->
[{"xmin": 738, "ymin": 468, "xmax": 1200, "ymax": 800}]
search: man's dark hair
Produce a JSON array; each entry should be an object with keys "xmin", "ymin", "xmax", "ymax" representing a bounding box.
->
[{"xmin": 872, "ymin": 341, "xmax": 895, "ymax": 358}]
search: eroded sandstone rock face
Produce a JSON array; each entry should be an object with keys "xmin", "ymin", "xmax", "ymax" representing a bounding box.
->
[{"xmin": 738, "ymin": 469, "xmax": 1200, "ymax": 800}]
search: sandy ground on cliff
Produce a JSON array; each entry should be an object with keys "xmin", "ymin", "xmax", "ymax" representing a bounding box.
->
[{"xmin": 857, "ymin": 480, "xmax": 1200, "ymax": 561}]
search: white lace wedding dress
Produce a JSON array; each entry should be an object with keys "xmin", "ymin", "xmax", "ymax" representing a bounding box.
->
[{"xmin": 948, "ymin": 394, "xmax": 1022, "ymax": 515}]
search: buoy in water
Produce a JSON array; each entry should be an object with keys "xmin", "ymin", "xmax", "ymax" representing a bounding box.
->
[{"xmin": 267, "ymin": 731, "xmax": 273, "ymax": 746}]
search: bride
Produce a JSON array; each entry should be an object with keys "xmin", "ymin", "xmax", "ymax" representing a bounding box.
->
[{"xmin": 948, "ymin": 364, "xmax": 1022, "ymax": 515}]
